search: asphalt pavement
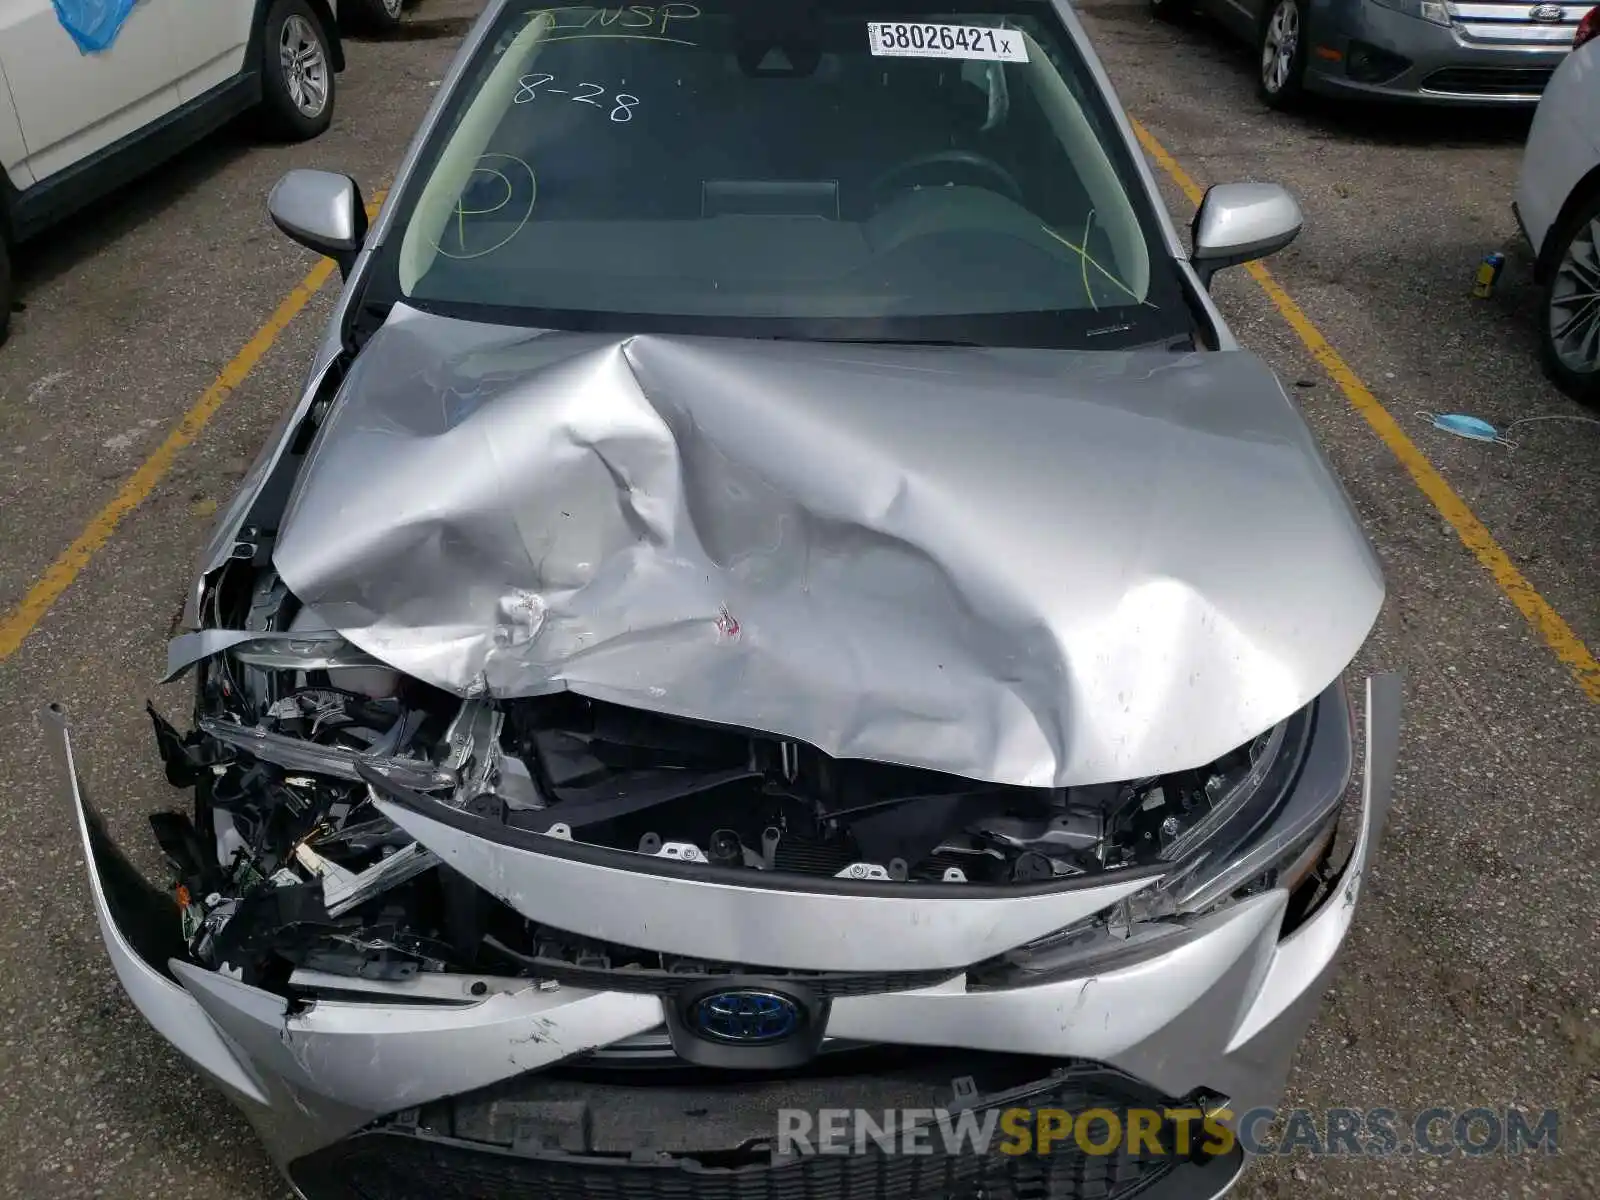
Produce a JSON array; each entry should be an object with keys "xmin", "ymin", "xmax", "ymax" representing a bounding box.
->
[{"xmin": 0, "ymin": 1, "xmax": 1595, "ymax": 1196}]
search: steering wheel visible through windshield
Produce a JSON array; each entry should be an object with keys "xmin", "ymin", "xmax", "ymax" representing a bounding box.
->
[{"xmin": 366, "ymin": 0, "xmax": 1191, "ymax": 350}]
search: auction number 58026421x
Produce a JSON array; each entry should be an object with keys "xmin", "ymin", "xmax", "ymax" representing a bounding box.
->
[{"xmin": 867, "ymin": 21, "xmax": 1029, "ymax": 61}]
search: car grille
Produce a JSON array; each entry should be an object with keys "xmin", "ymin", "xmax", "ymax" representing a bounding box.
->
[
  {"xmin": 289, "ymin": 1062, "xmax": 1229, "ymax": 1200},
  {"xmin": 292, "ymin": 1133, "xmax": 1184, "ymax": 1200},
  {"xmin": 1443, "ymin": 0, "xmax": 1581, "ymax": 45},
  {"xmin": 1420, "ymin": 65, "xmax": 1557, "ymax": 96}
]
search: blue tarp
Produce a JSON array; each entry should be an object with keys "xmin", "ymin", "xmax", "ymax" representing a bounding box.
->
[{"xmin": 52, "ymin": 0, "xmax": 138, "ymax": 54}]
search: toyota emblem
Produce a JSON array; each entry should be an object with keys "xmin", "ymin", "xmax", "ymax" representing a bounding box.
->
[{"xmin": 688, "ymin": 989, "xmax": 803, "ymax": 1044}]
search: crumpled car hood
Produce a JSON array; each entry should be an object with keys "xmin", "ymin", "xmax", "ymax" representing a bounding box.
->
[{"xmin": 271, "ymin": 303, "xmax": 1382, "ymax": 788}]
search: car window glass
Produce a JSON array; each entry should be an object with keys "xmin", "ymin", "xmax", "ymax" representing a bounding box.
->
[{"xmin": 378, "ymin": 1, "xmax": 1189, "ymax": 349}]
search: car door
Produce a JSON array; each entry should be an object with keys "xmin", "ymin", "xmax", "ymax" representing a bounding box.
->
[
  {"xmin": 0, "ymin": 0, "xmax": 182, "ymax": 185},
  {"xmin": 0, "ymin": 58, "xmax": 33, "ymax": 191},
  {"xmin": 168, "ymin": 0, "xmax": 258, "ymax": 103}
]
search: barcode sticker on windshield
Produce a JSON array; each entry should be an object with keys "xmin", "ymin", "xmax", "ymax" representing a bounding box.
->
[{"xmin": 867, "ymin": 22, "xmax": 1029, "ymax": 61}]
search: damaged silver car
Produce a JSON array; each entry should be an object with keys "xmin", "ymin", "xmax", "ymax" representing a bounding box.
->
[{"xmin": 44, "ymin": 0, "xmax": 1401, "ymax": 1196}]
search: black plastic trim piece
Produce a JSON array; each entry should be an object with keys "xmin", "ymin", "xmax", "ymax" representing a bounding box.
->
[
  {"xmin": 1181, "ymin": 264, "xmax": 1223, "ymax": 350},
  {"xmin": 76, "ymin": 785, "xmax": 188, "ymax": 980},
  {"xmin": 495, "ymin": 953, "xmax": 961, "ymax": 999},
  {"xmin": 288, "ymin": 1062, "xmax": 1211, "ymax": 1200},
  {"xmin": 0, "ymin": 166, "xmax": 18, "ymax": 242},
  {"xmin": 360, "ymin": 760, "xmax": 1172, "ymax": 901}
]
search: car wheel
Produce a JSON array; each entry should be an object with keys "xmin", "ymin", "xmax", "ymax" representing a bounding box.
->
[
  {"xmin": 351, "ymin": 0, "xmax": 404, "ymax": 31},
  {"xmin": 1150, "ymin": 0, "xmax": 1191, "ymax": 24},
  {"xmin": 0, "ymin": 233, "xmax": 12, "ymax": 347},
  {"xmin": 1257, "ymin": 0, "xmax": 1307, "ymax": 109},
  {"xmin": 259, "ymin": 0, "xmax": 336, "ymax": 141},
  {"xmin": 1540, "ymin": 191, "xmax": 1600, "ymax": 408}
]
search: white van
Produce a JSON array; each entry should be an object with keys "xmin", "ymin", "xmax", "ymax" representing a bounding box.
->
[{"xmin": 0, "ymin": 0, "xmax": 343, "ymax": 341}]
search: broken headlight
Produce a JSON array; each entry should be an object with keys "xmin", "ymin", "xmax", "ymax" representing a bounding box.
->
[
  {"xmin": 977, "ymin": 681, "xmax": 1354, "ymax": 983},
  {"xmin": 1130, "ymin": 698, "xmax": 1331, "ymax": 920}
]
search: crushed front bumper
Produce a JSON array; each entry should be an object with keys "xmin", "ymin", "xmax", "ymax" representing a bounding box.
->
[{"xmin": 43, "ymin": 675, "xmax": 1400, "ymax": 1198}]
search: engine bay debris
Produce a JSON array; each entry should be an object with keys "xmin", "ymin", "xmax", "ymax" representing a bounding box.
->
[
  {"xmin": 143, "ymin": 566, "xmax": 1298, "ymax": 992},
  {"xmin": 138, "ymin": 317, "xmax": 1381, "ymax": 996}
]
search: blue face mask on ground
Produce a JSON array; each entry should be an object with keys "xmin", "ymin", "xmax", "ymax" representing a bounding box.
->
[
  {"xmin": 1430, "ymin": 413, "xmax": 1502, "ymax": 442},
  {"xmin": 1418, "ymin": 411, "xmax": 1600, "ymax": 451},
  {"xmin": 1418, "ymin": 412, "xmax": 1518, "ymax": 448}
]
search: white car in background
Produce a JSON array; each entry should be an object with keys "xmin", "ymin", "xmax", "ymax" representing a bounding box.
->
[
  {"xmin": 1515, "ymin": 4, "xmax": 1600, "ymax": 406},
  {"xmin": 0, "ymin": 0, "xmax": 344, "ymax": 343}
]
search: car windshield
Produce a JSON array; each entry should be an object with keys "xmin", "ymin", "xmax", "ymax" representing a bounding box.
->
[{"xmin": 366, "ymin": 0, "xmax": 1192, "ymax": 349}]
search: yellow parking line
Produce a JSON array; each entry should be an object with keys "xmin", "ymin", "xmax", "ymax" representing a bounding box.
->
[
  {"xmin": 1130, "ymin": 117, "xmax": 1600, "ymax": 705},
  {"xmin": 0, "ymin": 197, "xmax": 384, "ymax": 664}
]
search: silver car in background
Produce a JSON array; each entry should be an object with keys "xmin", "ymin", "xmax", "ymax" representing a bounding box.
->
[
  {"xmin": 1155, "ymin": 0, "xmax": 1585, "ymax": 108},
  {"xmin": 45, "ymin": 1, "xmax": 1402, "ymax": 1197}
]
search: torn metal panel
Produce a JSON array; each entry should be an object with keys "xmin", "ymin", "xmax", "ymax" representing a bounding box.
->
[
  {"xmin": 164, "ymin": 627, "xmax": 385, "ymax": 683},
  {"xmin": 198, "ymin": 716, "xmax": 456, "ymax": 788},
  {"xmin": 272, "ymin": 303, "xmax": 1384, "ymax": 787}
]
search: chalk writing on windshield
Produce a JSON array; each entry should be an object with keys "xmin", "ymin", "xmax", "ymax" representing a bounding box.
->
[
  {"xmin": 526, "ymin": 3, "xmax": 702, "ymax": 44},
  {"xmin": 433, "ymin": 153, "xmax": 538, "ymax": 261},
  {"xmin": 513, "ymin": 73, "xmax": 642, "ymax": 121}
]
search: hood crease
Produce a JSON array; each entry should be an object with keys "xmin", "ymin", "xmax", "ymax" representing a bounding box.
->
[{"xmin": 270, "ymin": 304, "xmax": 1383, "ymax": 787}]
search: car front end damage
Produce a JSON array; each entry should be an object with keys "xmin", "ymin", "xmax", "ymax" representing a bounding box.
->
[
  {"xmin": 46, "ymin": 325, "xmax": 1400, "ymax": 1199},
  {"xmin": 45, "ymin": 670, "xmax": 1398, "ymax": 1199}
]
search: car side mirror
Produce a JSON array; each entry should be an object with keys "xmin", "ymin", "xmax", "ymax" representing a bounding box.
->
[
  {"xmin": 268, "ymin": 169, "xmax": 367, "ymax": 278},
  {"xmin": 1190, "ymin": 182, "xmax": 1302, "ymax": 289}
]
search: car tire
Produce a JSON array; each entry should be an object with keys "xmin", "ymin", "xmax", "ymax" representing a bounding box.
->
[
  {"xmin": 1539, "ymin": 190, "xmax": 1600, "ymax": 408},
  {"xmin": 1150, "ymin": 0, "xmax": 1191, "ymax": 24},
  {"xmin": 0, "ymin": 233, "xmax": 12, "ymax": 348},
  {"xmin": 259, "ymin": 0, "xmax": 336, "ymax": 142},
  {"xmin": 350, "ymin": 0, "xmax": 404, "ymax": 31},
  {"xmin": 1257, "ymin": 0, "xmax": 1307, "ymax": 110}
]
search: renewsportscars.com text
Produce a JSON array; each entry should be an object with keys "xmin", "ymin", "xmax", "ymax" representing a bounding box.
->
[{"xmin": 777, "ymin": 1106, "xmax": 1560, "ymax": 1158}]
